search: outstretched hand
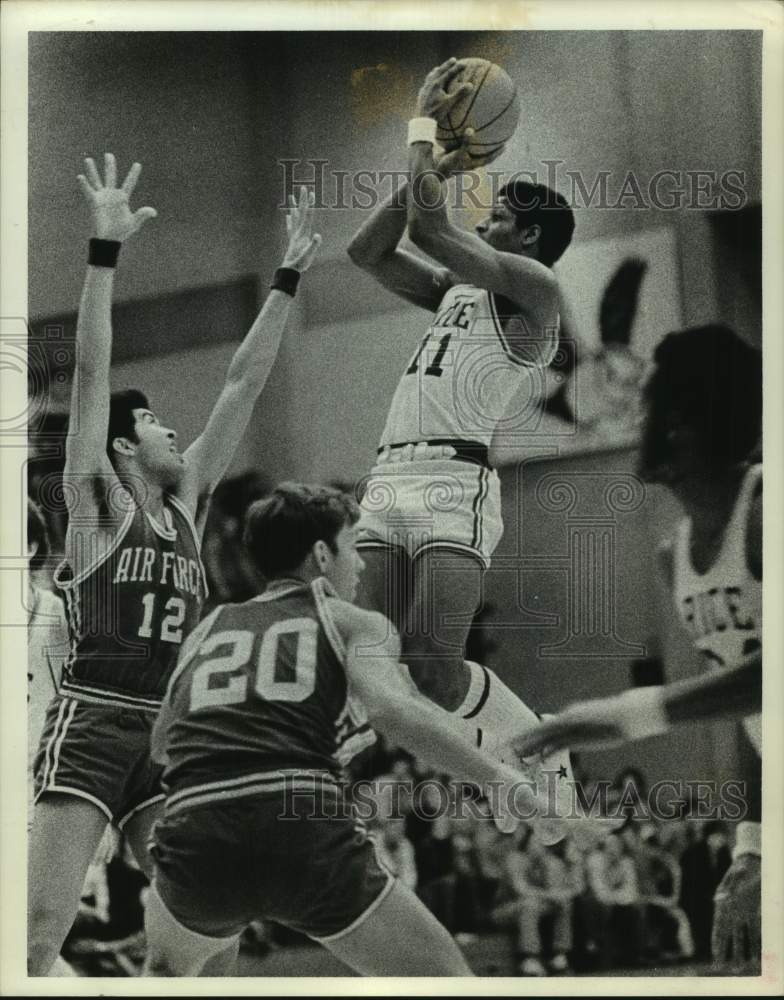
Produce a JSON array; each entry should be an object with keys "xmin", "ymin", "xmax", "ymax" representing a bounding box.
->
[
  {"xmin": 508, "ymin": 696, "xmax": 629, "ymax": 758},
  {"xmin": 77, "ymin": 153, "xmax": 157, "ymax": 242},
  {"xmin": 282, "ymin": 186, "xmax": 322, "ymax": 272}
]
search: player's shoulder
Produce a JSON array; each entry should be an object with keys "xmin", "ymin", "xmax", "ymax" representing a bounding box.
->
[{"xmin": 324, "ymin": 597, "xmax": 389, "ymax": 639}]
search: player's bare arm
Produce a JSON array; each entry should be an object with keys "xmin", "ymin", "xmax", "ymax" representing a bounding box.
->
[
  {"xmin": 178, "ymin": 187, "xmax": 322, "ymax": 530},
  {"xmin": 347, "ymin": 186, "xmax": 452, "ymax": 312},
  {"xmin": 508, "ymin": 649, "xmax": 762, "ymax": 757},
  {"xmin": 406, "ymin": 60, "xmax": 558, "ymax": 330},
  {"xmin": 331, "ymin": 600, "xmax": 542, "ymax": 819},
  {"xmin": 346, "ymin": 60, "xmax": 496, "ymax": 312},
  {"xmin": 65, "ymin": 154, "xmax": 158, "ymax": 574}
]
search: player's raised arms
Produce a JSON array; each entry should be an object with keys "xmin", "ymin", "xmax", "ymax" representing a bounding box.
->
[
  {"xmin": 66, "ymin": 154, "xmax": 158, "ymax": 560},
  {"xmin": 346, "ymin": 60, "xmax": 499, "ymax": 312},
  {"xmin": 178, "ymin": 187, "xmax": 321, "ymax": 530},
  {"xmin": 406, "ymin": 62, "xmax": 559, "ymax": 329}
]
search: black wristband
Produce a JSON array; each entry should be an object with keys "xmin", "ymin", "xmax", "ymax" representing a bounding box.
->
[
  {"xmin": 88, "ymin": 238, "xmax": 121, "ymax": 268},
  {"xmin": 270, "ymin": 267, "xmax": 301, "ymax": 297}
]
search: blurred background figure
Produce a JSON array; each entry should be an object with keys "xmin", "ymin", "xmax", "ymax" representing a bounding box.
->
[
  {"xmin": 373, "ymin": 816, "xmax": 418, "ymax": 892},
  {"xmin": 679, "ymin": 820, "xmax": 732, "ymax": 961},
  {"xmin": 583, "ymin": 833, "xmax": 644, "ymax": 970},
  {"xmin": 492, "ymin": 826, "xmax": 582, "ymax": 976}
]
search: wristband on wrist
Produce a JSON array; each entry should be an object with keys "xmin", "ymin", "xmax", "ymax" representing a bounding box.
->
[
  {"xmin": 733, "ymin": 820, "xmax": 761, "ymax": 859},
  {"xmin": 617, "ymin": 686, "xmax": 669, "ymax": 741},
  {"xmin": 88, "ymin": 238, "xmax": 121, "ymax": 268},
  {"xmin": 408, "ymin": 117, "xmax": 438, "ymax": 147},
  {"xmin": 271, "ymin": 267, "xmax": 301, "ymax": 297}
]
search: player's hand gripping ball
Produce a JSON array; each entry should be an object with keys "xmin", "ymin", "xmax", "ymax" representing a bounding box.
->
[{"xmin": 418, "ymin": 57, "xmax": 521, "ymax": 163}]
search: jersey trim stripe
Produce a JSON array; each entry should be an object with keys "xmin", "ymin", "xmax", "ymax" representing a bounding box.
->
[
  {"xmin": 116, "ymin": 793, "xmax": 166, "ymax": 831},
  {"xmin": 53, "ymin": 501, "xmax": 136, "ymax": 591},
  {"xmin": 312, "ymin": 578, "xmax": 347, "ymax": 662},
  {"xmin": 311, "ymin": 869, "xmax": 395, "ymax": 943},
  {"xmin": 488, "ymin": 291, "xmax": 557, "ymax": 369},
  {"xmin": 165, "ymin": 769, "xmax": 341, "ymax": 816},
  {"xmin": 35, "ymin": 783, "xmax": 113, "ymax": 821},
  {"xmin": 471, "ymin": 466, "xmax": 489, "ymax": 550},
  {"xmin": 411, "ymin": 539, "xmax": 488, "ymax": 569},
  {"xmin": 39, "ymin": 696, "xmax": 72, "ymax": 791},
  {"xmin": 355, "ymin": 538, "xmax": 406, "ymax": 552},
  {"xmin": 58, "ymin": 681, "xmax": 163, "ymax": 712},
  {"xmin": 167, "ymin": 494, "xmax": 210, "ymax": 601},
  {"xmin": 252, "ymin": 586, "xmax": 306, "ymax": 603},
  {"xmin": 144, "ymin": 510, "xmax": 177, "ymax": 540}
]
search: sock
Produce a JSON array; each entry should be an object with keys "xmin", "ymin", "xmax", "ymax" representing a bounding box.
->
[{"xmin": 455, "ymin": 660, "xmax": 541, "ymax": 753}]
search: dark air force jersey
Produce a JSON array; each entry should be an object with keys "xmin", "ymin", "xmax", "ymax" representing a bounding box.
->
[
  {"xmin": 54, "ymin": 493, "xmax": 207, "ymax": 712},
  {"xmin": 159, "ymin": 578, "xmax": 376, "ymax": 816}
]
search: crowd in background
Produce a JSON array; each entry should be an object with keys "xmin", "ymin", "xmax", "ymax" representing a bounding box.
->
[{"xmin": 27, "ymin": 466, "xmax": 733, "ymax": 976}]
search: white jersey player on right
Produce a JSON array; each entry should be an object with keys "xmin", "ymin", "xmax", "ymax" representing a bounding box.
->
[
  {"xmin": 348, "ymin": 58, "xmax": 583, "ymax": 835},
  {"xmin": 513, "ymin": 324, "xmax": 763, "ymax": 971}
]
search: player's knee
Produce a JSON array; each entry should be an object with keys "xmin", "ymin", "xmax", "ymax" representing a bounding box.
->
[{"xmin": 405, "ymin": 656, "xmax": 466, "ymax": 711}]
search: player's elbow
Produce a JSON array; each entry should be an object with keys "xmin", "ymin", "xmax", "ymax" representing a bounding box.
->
[
  {"xmin": 347, "ymin": 238, "xmax": 390, "ymax": 272},
  {"xmin": 346, "ymin": 236, "xmax": 368, "ymax": 266},
  {"xmin": 354, "ymin": 680, "xmax": 403, "ymax": 732},
  {"xmin": 406, "ymin": 216, "xmax": 432, "ymax": 251}
]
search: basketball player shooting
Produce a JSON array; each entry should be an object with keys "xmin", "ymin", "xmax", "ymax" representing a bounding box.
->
[
  {"xmin": 28, "ymin": 155, "xmax": 321, "ymax": 975},
  {"xmin": 348, "ymin": 59, "xmax": 582, "ymax": 834},
  {"xmin": 513, "ymin": 325, "xmax": 763, "ymax": 972}
]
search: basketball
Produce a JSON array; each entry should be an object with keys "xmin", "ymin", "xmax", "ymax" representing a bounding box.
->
[{"xmin": 436, "ymin": 58, "xmax": 521, "ymax": 161}]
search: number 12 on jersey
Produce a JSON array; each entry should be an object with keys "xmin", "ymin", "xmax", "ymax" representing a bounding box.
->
[{"xmin": 138, "ymin": 593, "xmax": 186, "ymax": 643}]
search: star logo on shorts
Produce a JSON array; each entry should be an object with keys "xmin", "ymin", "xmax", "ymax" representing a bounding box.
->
[{"xmin": 557, "ymin": 765, "xmax": 568, "ymax": 779}]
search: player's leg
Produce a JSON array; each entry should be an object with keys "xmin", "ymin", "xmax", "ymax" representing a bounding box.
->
[
  {"xmin": 122, "ymin": 797, "xmax": 163, "ymax": 879},
  {"xmin": 355, "ymin": 542, "xmax": 410, "ymax": 632},
  {"xmin": 28, "ymin": 795, "xmax": 109, "ymax": 974},
  {"xmin": 142, "ymin": 882, "xmax": 240, "ymax": 977},
  {"xmin": 405, "ymin": 548, "xmax": 541, "ymax": 743},
  {"xmin": 122, "ymin": 773, "xmax": 239, "ymax": 976},
  {"xmin": 317, "ymin": 877, "xmax": 473, "ymax": 976},
  {"xmin": 404, "ymin": 547, "xmax": 581, "ymax": 838}
]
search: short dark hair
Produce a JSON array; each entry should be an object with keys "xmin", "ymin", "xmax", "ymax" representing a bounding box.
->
[
  {"xmin": 643, "ymin": 325, "xmax": 762, "ymax": 469},
  {"xmin": 243, "ymin": 482, "xmax": 360, "ymax": 578},
  {"xmin": 106, "ymin": 389, "xmax": 149, "ymax": 465},
  {"xmin": 499, "ymin": 180, "xmax": 575, "ymax": 266},
  {"xmin": 27, "ymin": 498, "xmax": 50, "ymax": 571}
]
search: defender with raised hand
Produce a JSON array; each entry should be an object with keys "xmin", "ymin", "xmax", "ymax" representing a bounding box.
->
[{"xmin": 28, "ymin": 155, "xmax": 321, "ymax": 976}]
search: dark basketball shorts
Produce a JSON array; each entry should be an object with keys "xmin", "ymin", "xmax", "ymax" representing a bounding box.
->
[
  {"xmin": 150, "ymin": 794, "xmax": 395, "ymax": 942},
  {"xmin": 33, "ymin": 695, "xmax": 165, "ymax": 828}
]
